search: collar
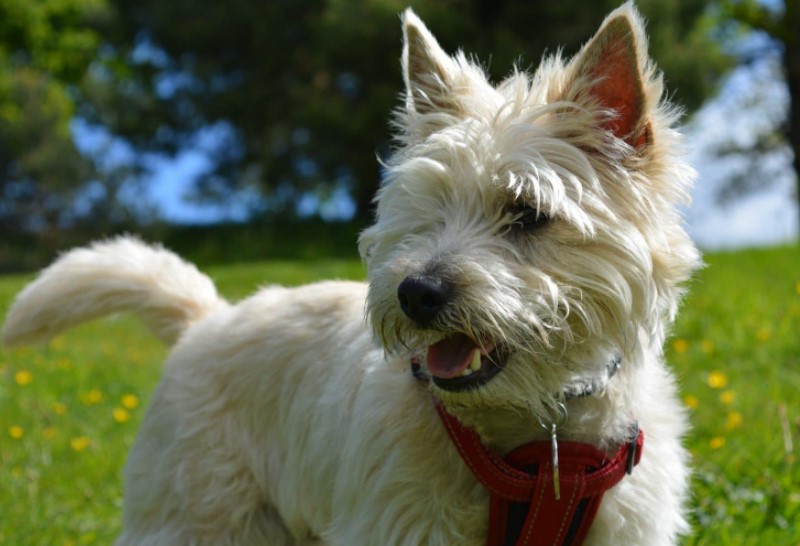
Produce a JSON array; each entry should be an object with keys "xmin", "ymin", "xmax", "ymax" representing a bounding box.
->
[
  {"xmin": 434, "ymin": 400, "xmax": 644, "ymax": 546},
  {"xmin": 410, "ymin": 356, "xmax": 641, "ymax": 546}
]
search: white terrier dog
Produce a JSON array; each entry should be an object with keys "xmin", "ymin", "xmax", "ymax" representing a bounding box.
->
[{"xmin": 3, "ymin": 3, "xmax": 700, "ymax": 545}]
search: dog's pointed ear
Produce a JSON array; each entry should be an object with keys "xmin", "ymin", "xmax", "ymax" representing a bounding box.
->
[
  {"xmin": 402, "ymin": 9, "xmax": 460, "ymax": 116},
  {"xmin": 565, "ymin": 3, "xmax": 652, "ymax": 149}
]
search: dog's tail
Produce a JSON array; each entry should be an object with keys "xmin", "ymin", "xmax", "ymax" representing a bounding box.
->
[{"xmin": 2, "ymin": 236, "xmax": 228, "ymax": 347}]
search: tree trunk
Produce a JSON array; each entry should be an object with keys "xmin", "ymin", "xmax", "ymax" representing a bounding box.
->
[{"xmin": 785, "ymin": 0, "xmax": 800, "ymax": 235}]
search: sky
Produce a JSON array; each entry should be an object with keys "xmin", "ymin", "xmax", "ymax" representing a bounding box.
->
[{"xmin": 683, "ymin": 55, "xmax": 798, "ymax": 249}]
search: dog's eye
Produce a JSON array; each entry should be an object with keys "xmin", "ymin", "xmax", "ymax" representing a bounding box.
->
[{"xmin": 510, "ymin": 206, "xmax": 549, "ymax": 231}]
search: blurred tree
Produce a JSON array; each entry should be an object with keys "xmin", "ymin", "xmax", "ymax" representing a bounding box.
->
[
  {"xmin": 716, "ymin": 0, "xmax": 799, "ymax": 231},
  {"xmin": 0, "ymin": 0, "xmax": 131, "ymax": 235},
  {"xmin": 83, "ymin": 0, "xmax": 732, "ymax": 223}
]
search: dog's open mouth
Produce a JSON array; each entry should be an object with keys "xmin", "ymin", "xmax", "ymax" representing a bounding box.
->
[{"xmin": 425, "ymin": 333, "xmax": 506, "ymax": 392}]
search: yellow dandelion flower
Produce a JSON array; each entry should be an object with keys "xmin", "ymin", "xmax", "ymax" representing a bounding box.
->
[
  {"xmin": 707, "ymin": 371, "xmax": 728, "ymax": 389},
  {"xmin": 710, "ymin": 436, "xmax": 726, "ymax": 449},
  {"xmin": 700, "ymin": 340, "xmax": 714, "ymax": 354},
  {"xmin": 672, "ymin": 339, "xmax": 688, "ymax": 354},
  {"xmin": 80, "ymin": 389, "xmax": 104, "ymax": 405},
  {"xmin": 756, "ymin": 328, "xmax": 770, "ymax": 342},
  {"xmin": 70, "ymin": 436, "xmax": 91, "ymax": 452},
  {"xmin": 683, "ymin": 394, "xmax": 700, "ymax": 410},
  {"xmin": 11, "ymin": 466, "xmax": 23, "ymax": 478},
  {"xmin": 14, "ymin": 370, "xmax": 33, "ymax": 386},
  {"xmin": 795, "ymin": 280, "xmax": 800, "ymax": 296},
  {"xmin": 719, "ymin": 390, "xmax": 735, "ymax": 405},
  {"xmin": 113, "ymin": 407, "xmax": 130, "ymax": 423},
  {"xmin": 9, "ymin": 425, "xmax": 24, "ymax": 439},
  {"xmin": 53, "ymin": 402, "xmax": 67, "ymax": 415},
  {"xmin": 725, "ymin": 411, "xmax": 743, "ymax": 431},
  {"xmin": 43, "ymin": 427, "xmax": 57, "ymax": 440},
  {"xmin": 50, "ymin": 335, "xmax": 66, "ymax": 350},
  {"xmin": 121, "ymin": 394, "xmax": 140, "ymax": 410}
]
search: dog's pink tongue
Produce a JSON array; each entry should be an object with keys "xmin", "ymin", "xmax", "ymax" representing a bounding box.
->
[{"xmin": 426, "ymin": 333, "xmax": 479, "ymax": 379}]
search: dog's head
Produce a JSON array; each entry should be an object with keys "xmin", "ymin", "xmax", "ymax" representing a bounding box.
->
[{"xmin": 359, "ymin": 2, "xmax": 700, "ymax": 415}]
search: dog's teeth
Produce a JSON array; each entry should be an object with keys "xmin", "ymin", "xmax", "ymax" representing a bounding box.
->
[
  {"xmin": 460, "ymin": 368, "xmax": 473, "ymax": 377},
  {"xmin": 470, "ymin": 350, "xmax": 482, "ymax": 372}
]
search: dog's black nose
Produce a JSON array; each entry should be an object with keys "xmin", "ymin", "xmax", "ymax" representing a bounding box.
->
[{"xmin": 397, "ymin": 275, "xmax": 452, "ymax": 325}]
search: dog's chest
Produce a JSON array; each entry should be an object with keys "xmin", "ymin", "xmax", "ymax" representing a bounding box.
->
[{"xmin": 321, "ymin": 382, "xmax": 490, "ymax": 544}]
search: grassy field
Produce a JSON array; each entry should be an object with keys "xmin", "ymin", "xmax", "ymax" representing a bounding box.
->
[{"xmin": 1, "ymin": 246, "xmax": 798, "ymax": 545}]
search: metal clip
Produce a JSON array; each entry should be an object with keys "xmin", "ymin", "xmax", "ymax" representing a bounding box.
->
[
  {"xmin": 538, "ymin": 402, "xmax": 568, "ymax": 501},
  {"xmin": 626, "ymin": 421, "xmax": 640, "ymax": 475}
]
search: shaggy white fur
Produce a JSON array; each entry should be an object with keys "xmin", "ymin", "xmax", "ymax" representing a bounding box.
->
[{"xmin": 2, "ymin": 3, "xmax": 700, "ymax": 545}]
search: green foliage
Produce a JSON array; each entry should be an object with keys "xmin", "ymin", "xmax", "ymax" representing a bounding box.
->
[
  {"xmin": 1, "ymin": 245, "xmax": 799, "ymax": 544},
  {"xmin": 0, "ymin": 0, "xmax": 111, "ymax": 232},
  {"xmin": 158, "ymin": 219, "xmax": 365, "ymax": 266},
  {"xmin": 720, "ymin": 0, "xmax": 795, "ymax": 41},
  {"xmin": 0, "ymin": 220, "xmax": 366, "ymax": 273},
  {"xmin": 0, "ymin": 0, "xmax": 743, "ymax": 234},
  {"xmin": 0, "ymin": 0, "xmax": 108, "ymax": 80},
  {"xmin": 87, "ymin": 0, "xmax": 732, "ymax": 221}
]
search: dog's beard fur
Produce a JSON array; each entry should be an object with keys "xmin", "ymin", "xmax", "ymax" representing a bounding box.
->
[{"xmin": 359, "ymin": 5, "xmax": 700, "ymax": 422}]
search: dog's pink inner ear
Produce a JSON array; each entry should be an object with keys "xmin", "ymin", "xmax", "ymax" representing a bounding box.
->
[{"xmin": 577, "ymin": 17, "xmax": 650, "ymax": 149}]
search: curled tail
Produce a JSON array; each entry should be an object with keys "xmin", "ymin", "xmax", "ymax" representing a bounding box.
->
[{"xmin": 2, "ymin": 236, "xmax": 228, "ymax": 347}]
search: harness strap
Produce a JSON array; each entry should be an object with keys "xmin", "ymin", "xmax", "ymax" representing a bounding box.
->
[{"xmin": 435, "ymin": 402, "xmax": 644, "ymax": 546}]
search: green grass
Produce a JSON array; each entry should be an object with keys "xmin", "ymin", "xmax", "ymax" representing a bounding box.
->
[
  {"xmin": 1, "ymin": 247, "xmax": 798, "ymax": 545},
  {"xmin": 668, "ymin": 246, "xmax": 800, "ymax": 545}
]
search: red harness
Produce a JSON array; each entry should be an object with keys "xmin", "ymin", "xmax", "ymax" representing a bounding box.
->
[{"xmin": 435, "ymin": 402, "xmax": 644, "ymax": 546}]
